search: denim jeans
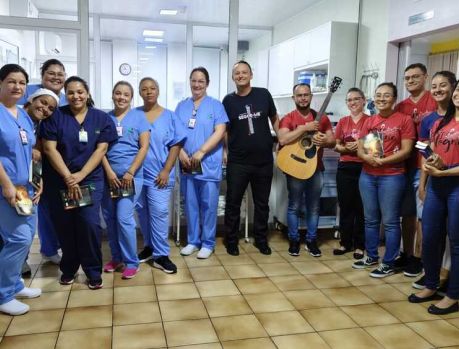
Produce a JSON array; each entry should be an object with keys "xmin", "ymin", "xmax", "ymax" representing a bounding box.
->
[
  {"xmin": 286, "ymin": 171, "xmax": 323, "ymax": 242},
  {"xmin": 359, "ymin": 172, "xmax": 405, "ymax": 265},
  {"xmin": 422, "ymin": 176, "xmax": 459, "ymax": 299}
]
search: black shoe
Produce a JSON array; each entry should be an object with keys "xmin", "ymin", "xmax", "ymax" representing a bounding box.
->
[
  {"xmin": 428, "ymin": 302, "xmax": 459, "ymax": 315},
  {"xmin": 353, "ymin": 252, "xmax": 364, "ymax": 260},
  {"xmin": 369, "ymin": 263, "xmax": 395, "ymax": 278},
  {"xmin": 412, "ymin": 275, "xmax": 426, "ymax": 290},
  {"xmin": 352, "ymin": 256, "xmax": 379, "ymax": 269},
  {"xmin": 138, "ymin": 246, "xmax": 153, "ymax": 263},
  {"xmin": 437, "ymin": 278, "xmax": 449, "ymax": 297},
  {"xmin": 226, "ymin": 244, "xmax": 239, "ymax": 256},
  {"xmin": 288, "ymin": 240, "xmax": 300, "ymax": 256},
  {"xmin": 408, "ymin": 292, "xmax": 441, "ymax": 303},
  {"xmin": 404, "ymin": 256, "xmax": 423, "ymax": 277},
  {"xmin": 305, "ymin": 240, "xmax": 321, "ymax": 257},
  {"xmin": 88, "ymin": 278, "xmax": 103, "ymax": 290},
  {"xmin": 333, "ymin": 247, "xmax": 351, "ymax": 255},
  {"xmin": 59, "ymin": 275, "xmax": 75, "ymax": 285},
  {"xmin": 394, "ymin": 252, "xmax": 408, "ymax": 270},
  {"xmin": 153, "ymin": 256, "xmax": 177, "ymax": 274},
  {"xmin": 254, "ymin": 242, "xmax": 272, "ymax": 255},
  {"xmin": 21, "ymin": 261, "xmax": 31, "ymax": 277}
]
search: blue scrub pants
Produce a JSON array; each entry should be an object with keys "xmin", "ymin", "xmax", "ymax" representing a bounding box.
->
[
  {"xmin": 37, "ymin": 193, "xmax": 60, "ymax": 257},
  {"xmin": 137, "ymin": 184, "xmax": 172, "ymax": 258},
  {"xmin": 102, "ymin": 178, "xmax": 142, "ymax": 269},
  {"xmin": 49, "ymin": 181, "xmax": 104, "ymax": 280},
  {"xmin": 0, "ymin": 195, "xmax": 35, "ymax": 304},
  {"xmin": 181, "ymin": 176, "xmax": 220, "ymax": 250},
  {"xmin": 422, "ymin": 176, "xmax": 459, "ymax": 299}
]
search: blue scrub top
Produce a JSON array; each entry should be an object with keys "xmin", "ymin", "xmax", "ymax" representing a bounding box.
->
[
  {"xmin": 0, "ymin": 104, "xmax": 35, "ymax": 193},
  {"xmin": 18, "ymin": 84, "xmax": 67, "ymax": 106},
  {"xmin": 175, "ymin": 95, "xmax": 228, "ymax": 181},
  {"xmin": 107, "ymin": 108, "xmax": 151, "ymax": 178},
  {"xmin": 39, "ymin": 105, "xmax": 118, "ymax": 186},
  {"xmin": 141, "ymin": 107, "xmax": 186, "ymax": 187}
]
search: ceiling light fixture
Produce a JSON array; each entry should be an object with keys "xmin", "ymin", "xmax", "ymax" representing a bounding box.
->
[
  {"xmin": 160, "ymin": 9, "xmax": 178, "ymax": 16},
  {"xmin": 143, "ymin": 30, "xmax": 164, "ymax": 37},
  {"xmin": 145, "ymin": 46, "xmax": 157, "ymax": 49},
  {"xmin": 145, "ymin": 38, "xmax": 163, "ymax": 43}
]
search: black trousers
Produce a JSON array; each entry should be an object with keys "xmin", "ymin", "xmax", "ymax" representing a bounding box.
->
[
  {"xmin": 336, "ymin": 162, "xmax": 365, "ymax": 250},
  {"xmin": 224, "ymin": 161, "xmax": 273, "ymax": 246}
]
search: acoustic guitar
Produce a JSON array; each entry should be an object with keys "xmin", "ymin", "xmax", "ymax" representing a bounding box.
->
[{"xmin": 276, "ymin": 76, "xmax": 342, "ymax": 180}]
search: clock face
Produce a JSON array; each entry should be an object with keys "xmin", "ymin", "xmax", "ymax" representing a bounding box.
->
[{"xmin": 119, "ymin": 63, "xmax": 131, "ymax": 76}]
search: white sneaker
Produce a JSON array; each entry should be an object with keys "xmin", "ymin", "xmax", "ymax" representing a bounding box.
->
[
  {"xmin": 42, "ymin": 253, "xmax": 61, "ymax": 265},
  {"xmin": 197, "ymin": 247, "xmax": 213, "ymax": 259},
  {"xmin": 180, "ymin": 244, "xmax": 199, "ymax": 256},
  {"xmin": 16, "ymin": 287, "xmax": 42, "ymax": 299},
  {"xmin": 0, "ymin": 299, "xmax": 30, "ymax": 315}
]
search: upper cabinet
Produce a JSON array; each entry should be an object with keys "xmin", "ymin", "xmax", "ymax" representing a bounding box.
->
[
  {"xmin": 268, "ymin": 39, "xmax": 294, "ymax": 97},
  {"xmin": 293, "ymin": 22, "xmax": 331, "ymax": 68}
]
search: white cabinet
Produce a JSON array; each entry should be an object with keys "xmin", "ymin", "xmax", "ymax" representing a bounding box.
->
[
  {"xmin": 268, "ymin": 39, "xmax": 294, "ymax": 96},
  {"xmin": 293, "ymin": 22, "xmax": 331, "ymax": 68}
]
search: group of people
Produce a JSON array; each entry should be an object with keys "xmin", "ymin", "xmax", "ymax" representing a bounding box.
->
[{"xmin": 0, "ymin": 57, "xmax": 457, "ymax": 318}]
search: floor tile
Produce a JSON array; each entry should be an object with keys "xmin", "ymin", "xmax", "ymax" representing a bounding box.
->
[
  {"xmin": 56, "ymin": 327, "xmax": 111, "ymax": 349},
  {"xmin": 0, "ymin": 314, "xmax": 12, "ymax": 336},
  {"xmin": 379, "ymin": 301, "xmax": 440, "ymax": 322},
  {"xmin": 322, "ymin": 260, "xmax": 354, "ymax": 273},
  {"xmin": 61, "ymin": 305, "xmax": 112, "ymax": 330},
  {"xmin": 340, "ymin": 304, "xmax": 400, "ymax": 326},
  {"xmin": 203, "ymin": 295, "xmax": 252, "ymax": 317},
  {"xmin": 185, "ymin": 255, "xmax": 222, "ymax": 268},
  {"xmin": 113, "ymin": 301, "xmax": 161, "ymax": 325},
  {"xmin": 269, "ymin": 274, "xmax": 315, "ymax": 291},
  {"xmin": 217, "ymin": 254, "xmax": 255, "ymax": 266},
  {"xmin": 160, "ymin": 299, "xmax": 208, "ymax": 321},
  {"xmin": 22, "ymin": 290, "xmax": 69, "ymax": 311},
  {"xmin": 291, "ymin": 261, "xmax": 333, "ymax": 275},
  {"xmin": 319, "ymin": 327, "xmax": 383, "ymax": 349},
  {"xmin": 152, "ymin": 267, "xmax": 193, "ymax": 284},
  {"xmin": 449, "ymin": 317, "xmax": 459, "ymax": 329},
  {"xmin": 6, "ymin": 309, "xmax": 64, "ymax": 336},
  {"xmin": 339, "ymin": 270, "xmax": 386, "ymax": 286},
  {"xmin": 114, "ymin": 285, "xmax": 156, "ymax": 304},
  {"xmin": 306, "ymin": 273, "xmax": 351, "ymax": 288},
  {"xmin": 244, "ymin": 292, "xmax": 294, "ymax": 313},
  {"xmin": 0, "ymin": 332, "xmax": 58, "ymax": 349},
  {"xmin": 301, "ymin": 307, "xmax": 358, "ymax": 331},
  {"xmin": 113, "ymin": 268, "xmax": 153, "ymax": 287},
  {"xmin": 156, "ymin": 283, "xmax": 200, "ymax": 301},
  {"xmin": 29, "ymin": 277, "xmax": 72, "ymax": 293},
  {"xmin": 233, "ymin": 277, "xmax": 279, "ymax": 294},
  {"xmin": 169, "ymin": 343, "xmax": 222, "ymax": 349},
  {"xmin": 212, "ymin": 314, "xmax": 267, "ymax": 341},
  {"xmin": 358, "ymin": 284, "xmax": 407, "ymax": 302},
  {"xmin": 224, "ymin": 265, "xmax": 265, "ymax": 279},
  {"xmin": 67, "ymin": 288, "xmax": 113, "ymax": 308},
  {"xmin": 407, "ymin": 319, "xmax": 459, "ymax": 347},
  {"xmin": 195, "ymin": 280, "xmax": 240, "ymax": 297},
  {"xmin": 284, "ymin": 289, "xmax": 334, "ymax": 310},
  {"xmin": 164, "ymin": 319, "xmax": 218, "ymax": 347},
  {"xmin": 391, "ymin": 282, "xmax": 417, "ymax": 296},
  {"xmin": 189, "ymin": 266, "xmax": 231, "ymax": 281},
  {"xmin": 113, "ymin": 322, "xmax": 166, "ymax": 349},
  {"xmin": 257, "ymin": 262, "xmax": 299, "ymax": 276},
  {"xmin": 384, "ymin": 272, "xmax": 415, "ymax": 284},
  {"xmin": 221, "ymin": 337, "xmax": 277, "ymax": 349},
  {"xmin": 256, "ymin": 310, "xmax": 313, "ymax": 336},
  {"xmin": 322, "ymin": 287, "xmax": 374, "ymax": 306},
  {"xmin": 34, "ymin": 265, "xmax": 60, "ymax": 278},
  {"xmin": 272, "ymin": 333, "xmax": 330, "ymax": 349},
  {"xmin": 365, "ymin": 323, "xmax": 433, "ymax": 349}
]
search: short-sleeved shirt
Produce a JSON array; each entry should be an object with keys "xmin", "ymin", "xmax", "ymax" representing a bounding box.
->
[
  {"xmin": 0, "ymin": 104, "xmax": 35, "ymax": 191},
  {"xmin": 106, "ymin": 108, "xmax": 151, "ymax": 179},
  {"xmin": 18, "ymin": 84, "xmax": 67, "ymax": 106},
  {"xmin": 222, "ymin": 87, "xmax": 277, "ymax": 165},
  {"xmin": 430, "ymin": 118, "xmax": 459, "ymax": 168},
  {"xmin": 419, "ymin": 111, "xmax": 442, "ymax": 141},
  {"xmin": 175, "ymin": 96, "xmax": 228, "ymax": 181},
  {"xmin": 39, "ymin": 106, "xmax": 118, "ymax": 185},
  {"xmin": 279, "ymin": 109, "xmax": 332, "ymax": 171},
  {"xmin": 360, "ymin": 112, "xmax": 416, "ymax": 176},
  {"xmin": 141, "ymin": 108, "xmax": 186, "ymax": 187},
  {"xmin": 334, "ymin": 114, "xmax": 369, "ymax": 163}
]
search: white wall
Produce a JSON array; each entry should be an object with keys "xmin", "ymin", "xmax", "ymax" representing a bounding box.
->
[
  {"xmin": 112, "ymin": 39, "xmax": 139, "ymax": 105},
  {"xmin": 242, "ymin": 31, "xmax": 271, "ymax": 89},
  {"xmin": 100, "ymin": 41, "xmax": 113, "ymax": 110},
  {"xmin": 192, "ymin": 47, "xmax": 221, "ymax": 100},
  {"xmin": 166, "ymin": 43, "xmax": 186, "ymax": 110}
]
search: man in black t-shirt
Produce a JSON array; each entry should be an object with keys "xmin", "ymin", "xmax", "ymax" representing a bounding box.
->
[{"xmin": 222, "ymin": 60, "xmax": 279, "ymax": 256}]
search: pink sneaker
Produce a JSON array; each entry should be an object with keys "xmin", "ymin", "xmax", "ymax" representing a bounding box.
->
[
  {"xmin": 122, "ymin": 267, "xmax": 139, "ymax": 279},
  {"xmin": 103, "ymin": 261, "xmax": 123, "ymax": 273}
]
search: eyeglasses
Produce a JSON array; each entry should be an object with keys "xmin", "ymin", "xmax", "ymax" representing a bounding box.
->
[
  {"xmin": 404, "ymin": 74, "xmax": 424, "ymax": 81},
  {"xmin": 295, "ymin": 93, "xmax": 312, "ymax": 98},
  {"xmin": 374, "ymin": 93, "xmax": 394, "ymax": 99},
  {"xmin": 346, "ymin": 97, "xmax": 363, "ymax": 103},
  {"xmin": 45, "ymin": 71, "xmax": 65, "ymax": 78}
]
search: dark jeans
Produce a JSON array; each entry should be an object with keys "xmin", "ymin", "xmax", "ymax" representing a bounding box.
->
[
  {"xmin": 422, "ymin": 176, "xmax": 459, "ymax": 299},
  {"xmin": 224, "ymin": 161, "xmax": 273, "ymax": 246},
  {"xmin": 336, "ymin": 162, "xmax": 364, "ymax": 250}
]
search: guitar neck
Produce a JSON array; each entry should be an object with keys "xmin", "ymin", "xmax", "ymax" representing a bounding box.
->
[{"xmin": 314, "ymin": 91, "xmax": 333, "ymax": 122}]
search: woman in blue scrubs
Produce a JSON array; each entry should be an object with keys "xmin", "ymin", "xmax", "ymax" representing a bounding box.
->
[
  {"xmin": 101, "ymin": 81, "xmax": 150, "ymax": 279},
  {"xmin": 176, "ymin": 67, "xmax": 228, "ymax": 259},
  {"xmin": 0, "ymin": 64, "xmax": 42, "ymax": 315},
  {"xmin": 40, "ymin": 76, "xmax": 117, "ymax": 289},
  {"xmin": 135, "ymin": 77, "xmax": 185, "ymax": 274}
]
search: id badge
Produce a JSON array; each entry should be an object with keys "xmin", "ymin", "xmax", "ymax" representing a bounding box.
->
[
  {"xmin": 116, "ymin": 126, "xmax": 123, "ymax": 137},
  {"xmin": 79, "ymin": 129, "xmax": 88, "ymax": 143},
  {"xmin": 188, "ymin": 118, "xmax": 196, "ymax": 129},
  {"xmin": 19, "ymin": 129, "xmax": 28, "ymax": 145}
]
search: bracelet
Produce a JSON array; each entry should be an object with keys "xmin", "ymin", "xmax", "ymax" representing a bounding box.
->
[{"xmin": 126, "ymin": 170, "xmax": 134, "ymax": 176}]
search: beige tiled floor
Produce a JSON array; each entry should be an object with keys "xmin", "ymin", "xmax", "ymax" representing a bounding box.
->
[{"xmin": 1, "ymin": 233, "xmax": 459, "ymax": 349}]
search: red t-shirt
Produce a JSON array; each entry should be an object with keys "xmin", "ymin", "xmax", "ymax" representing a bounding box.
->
[
  {"xmin": 335, "ymin": 114, "xmax": 369, "ymax": 163},
  {"xmin": 395, "ymin": 91, "xmax": 437, "ymax": 168},
  {"xmin": 360, "ymin": 112, "xmax": 416, "ymax": 176},
  {"xmin": 430, "ymin": 118, "xmax": 459, "ymax": 168},
  {"xmin": 279, "ymin": 109, "xmax": 333, "ymax": 171}
]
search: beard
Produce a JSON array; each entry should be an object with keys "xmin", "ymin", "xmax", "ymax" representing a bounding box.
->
[{"xmin": 295, "ymin": 102, "xmax": 310, "ymax": 112}]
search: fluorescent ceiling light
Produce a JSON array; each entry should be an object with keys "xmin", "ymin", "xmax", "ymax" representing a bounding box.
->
[
  {"xmin": 139, "ymin": 57, "xmax": 148, "ymax": 61},
  {"xmin": 145, "ymin": 38, "xmax": 163, "ymax": 43},
  {"xmin": 145, "ymin": 46, "xmax": 157, "ymax": 49},
  {"xmin": 160, "ymin": 9, "xmax": 178, "ymax": 15},
  {"xmin": 143, "ymin": 30, "xmax": 164, "ymax": 37}
]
